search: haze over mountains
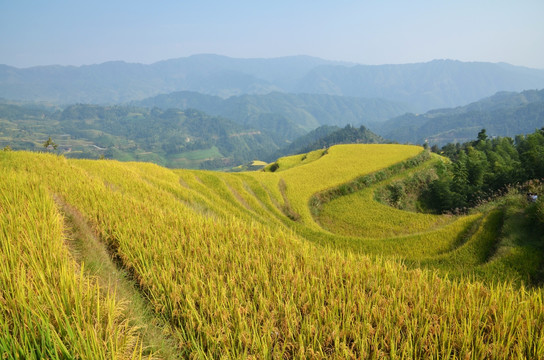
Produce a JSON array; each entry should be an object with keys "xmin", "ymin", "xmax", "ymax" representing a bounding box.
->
[
  {"xmin": 375, "ymin": 89, "xmax": 544, "ymax": 145},
  {"xmin": 1, "ymin": 54, "xmax": 544, "ymax": 169},
  {"xmin": 2, "ymin": 54, "xmax": 544, "ymax": 112},
  {"xmin": 133, "ymin": 91, "xmax": 410, "ymax": 137}
]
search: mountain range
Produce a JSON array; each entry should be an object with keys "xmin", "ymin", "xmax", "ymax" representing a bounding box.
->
[
  {"xmin": 1, "ymin": 54, "xmax": 544, "ymax": 168},
  {"xmin": 133, "ymin": 91, "xmax": 409, "ymax": 137},
  {"xmin": 2, "ymin": 55, "xmax": 544, "ymax": 112},
  {"xmin": 374, "ymin": 89, "xmax": 544, "ymax": 145}
]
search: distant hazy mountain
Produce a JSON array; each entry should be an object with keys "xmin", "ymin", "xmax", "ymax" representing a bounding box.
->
[
  {"xmin": 134, "ymin": 91, "xmax": 410, "ymax": 138},
  {"xmin": 2, "ymin": 55, "xmax": 544, "ymax": 112},
  {"xmin": 0, "ymin": 55, "xmax": 342, "ymax": 104},
  {"xmin": 295, "ymin": 60, "xmax": 544, "ymax": 112},
  {"xmin": 374, "ymin": 89, "xmax": 544, "ymax": 146}
]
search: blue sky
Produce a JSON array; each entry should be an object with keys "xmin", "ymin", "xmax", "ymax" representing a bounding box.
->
[{"xmin": 1, "ymin": 0, "xmax": 543, "ymax": 68}]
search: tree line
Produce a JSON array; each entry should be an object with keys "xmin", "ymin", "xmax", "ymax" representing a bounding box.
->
[{"xmin": 424, "ymin": 128, "xmax": 544, "ymax": 213}]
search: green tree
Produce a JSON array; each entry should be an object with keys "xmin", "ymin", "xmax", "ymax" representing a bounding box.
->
[
  {"xmin": 424, "ymin": 128, "xmax": 544, "ymax": 213},
  {"xmin": 477, "ymin": 128, "xmax": 488, "ymax": 142},
  {"xmin": 43, "ymin": 137, "xmax": 58, "ymax": 150},
  {"xmin": 425, "ymin": 179, "xmax": 454, "ymax": 213},
  {"xmin": 518, "ymin": 130, "xmax": 544, "ymax": 179}
]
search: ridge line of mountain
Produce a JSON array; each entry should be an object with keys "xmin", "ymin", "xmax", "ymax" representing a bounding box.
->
[{"xmin": 2, "ymin": 55, "xmax": 544, "ymax": 111}]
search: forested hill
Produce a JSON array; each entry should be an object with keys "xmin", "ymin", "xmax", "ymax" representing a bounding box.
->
[
  {"xmin": 0, "ymin": 103, "xmax": 285, "ymax": 169},
  {"xmin": 424, "ymin": 128, "xmax": 544, "ymax": 213},
  {"xmin": 374, "ymin": 89, "xmax": 544, "ymax": 146},
  {"xmin": 2, "ymin": 55, "xmax": 544, "ymax": 112},
  {"xmin": 265, "ymin": 124, "xmax": 384, "ymax": 161},
  {"xmin": 133, "ymin": 91, "xmax": 410, "ymax": 138},
  {"xmin": 295, "ymin": 124, "xmax": 384, "ymax": 154},
  {"xmin": 267, "ymin": 125, "xmax": 340, "ymax": 160}
]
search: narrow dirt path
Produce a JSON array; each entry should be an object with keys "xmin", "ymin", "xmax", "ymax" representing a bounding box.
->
[{"xmin": 55, "ymin": 196, "xmax": 181, "ymax": 359}]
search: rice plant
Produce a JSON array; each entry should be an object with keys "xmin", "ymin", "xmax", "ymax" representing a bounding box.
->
[{"xmin": 2, "ymin": 146, "xmax": 543, "ymax": 359}]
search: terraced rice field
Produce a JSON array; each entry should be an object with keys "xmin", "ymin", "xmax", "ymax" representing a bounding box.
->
[{"xmin": 2, "ymin": 145, "xmax": 543, "ymax": 359}]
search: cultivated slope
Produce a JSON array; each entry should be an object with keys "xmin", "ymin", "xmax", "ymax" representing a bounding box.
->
[{"xmin": 2, "ymin": 145, "xmax": 543, "ymax": 358}]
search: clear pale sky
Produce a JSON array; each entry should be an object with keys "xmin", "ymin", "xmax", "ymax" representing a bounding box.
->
[{"xmin": 1, "ymin": 0, "xmax": 543, "ymax": 69}]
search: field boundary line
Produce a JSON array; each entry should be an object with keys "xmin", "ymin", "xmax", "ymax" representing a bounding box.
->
[{"xmin": 54, "ymin": 195, "xmax": 182, "ymax": 359}]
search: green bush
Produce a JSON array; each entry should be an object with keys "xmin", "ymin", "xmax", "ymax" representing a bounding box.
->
[{"xmin": 537, "ymin": 197, "xmax": 544, "ymax": 225}]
